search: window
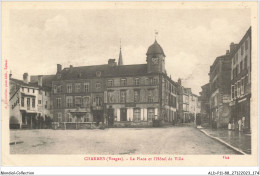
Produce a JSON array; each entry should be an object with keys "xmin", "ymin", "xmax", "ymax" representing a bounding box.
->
[
  {"xmin": 45, "ymin": 101, "xmax": 48, "ymax": 109},
  {"xmin": 107, "ymin": 80, "xmax": 113, "ymax": 87},
  {"xmin": 45, "ymin": 91, "xmax": 47, "ymax": 96},
  {"xmin": 233, "ymin": 57, "xmax": 235, "ymax": 65},
  {"xmin": 231, "ymin": 85, "xmax": 234, "ymax": 99},
  {"xmin": 58, "ymin": 113, "xmax": 62, "ymax": 122},
  {"xmin": 75, "ymin": 83, "xmax": 81, "ymax": 93},
  {"xmin": 238, "ymin": 81, "xmax": 241, "ymax": 97},
  {"xmin": 150, "ymin": 77, "xmax": 157, "ymax": 85},
  {"xmin": 135, "ymin": 78, "xmax": 140, "ymax": 86},
  {"xmin": 240, "ymin": 61, "xmax": 243, "ymax": 72},
  {"xmin": 57, "ymin": 85, "xmax": 62, "ymax": 93},
  {"xmin": 21, "ymin": 97, "xmax": 24, "ymax": 107},
  {"xmin": 245, "ymin": 40, "xmax": 248, "ymax": 50},
  {"xmin": 56, "ymin": 98, "xmax": 61, "ymax": 108},
  {"xmin": 95, "ymin": 83, "xmax": 101, "ymax": 90},
  {"xmin": 148, "ymin": 89, "xmax": 153, "ymax": 102},
  {"xmin": 236, "ymin": 65, "xmax": 239, "ymax": 75},
  {"xmin": 108, "ymin": 91, "xmax": 114, "ymax": 103},
  {"xmin": 134, "ymin": 90, "xmax": 140, "ymax": 102},
  {"xmin": 241, "ymin": 45, "xmax": 244, "ymax": 55},
  {"xmin": 148, "ymin": 108, "xmax": 155, "ymax": 120},
  {"xmin": 53, "ymin": 85, "xmax": 57, "ymax": 93},
  {"xmin": 84, "ymin": 83, "xmax": 89, "ymax": 92},
  {"xmin": 120, "ymin": 90, "xmax": 126, "ymax": 103},
  {"xmin": 75, "ymin": 96, "xmax": 83, "ymax": 107},
  {"xmin": 94, "ymin": 97, "xmax": 102, "ymax": 106},
  {"xmin": 28, "ymin": 88, "xmax": 30, "ymax": 93},
  {"xmin": 234, "ymin": 84, "xmax": 237, "ymax": 98},
  {"xmin": 33, "ymin": 89, "xmax": 35, "ymax": 93},
  {"xmin": 96, "ymin": 71, "xmax": 101, "ymax": 77},
  {"xmin": 133, "ymin": 108, "xmax": 141, "ymax": 121},
  {"xmin": 67, "ymin": 84, "xmax": 72, "ymax": 93},
  {"xmin": 38, "ymin": 100, "xmax": 41, "ymax": 104},
  {"xmin": 235, "ymin": 53, "xmax": 238, "ymax": 62},
  {"xmin": 32, "ymin": 98, "xmax": 35, "ymax": 108},
  {"xmin": 27, "ymin": 98, "xmax": 30, "ymax": 107},
  {"xmin": 22, "ymin": 87, "xmax": 24, "ymax": 92},
  {"xmin": 121, "ymin": 79, "xmax": 127, "ymax": 86},
  {"xmin": 233, "ymin": 69, "xmax": 236, "ymax": 79},
  {"xmin": 244, "ymin": 56, "xmax": 247, "ymax": 69},
  {"xmin": 241, "ymin": 78, "xmax": 245, "ymax": 95},
  {"xmin": 66, "ymin": 96, "xmax": 73, "ymax": 108},
  {"xmin": 83, "ymin": 96, "xmax": 90, "ymax": 107}
]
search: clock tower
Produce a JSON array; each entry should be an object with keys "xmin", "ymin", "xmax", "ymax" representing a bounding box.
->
[{"xmin": 146, "ymin": 40, "xmax": 166, "ymax": 74}]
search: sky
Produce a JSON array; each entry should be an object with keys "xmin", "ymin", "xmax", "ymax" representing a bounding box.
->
[{"xmin": 8, "ymin": 8, "xmax": 251, "ymax": 95}]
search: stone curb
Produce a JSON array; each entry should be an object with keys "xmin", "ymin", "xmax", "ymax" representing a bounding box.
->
[{"xmin": 199, "ymin": 129, "xmax": 247, "ymax": 155}]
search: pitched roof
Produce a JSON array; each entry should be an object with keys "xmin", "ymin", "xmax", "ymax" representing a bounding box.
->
[
  {"xmin": 10, "ymin": 78, "xmax": 39, "ymax": 88},
  {"xmin": 57, "ymin": 64, "xmax": 148, "ymax": 80},
  {"xmin": 30, "ymin": 75, "xmax": 56, "ymax": 87}
]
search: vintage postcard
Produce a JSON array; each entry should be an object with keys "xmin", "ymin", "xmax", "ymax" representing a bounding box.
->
[{"xmin": 1, "ymin": 1, "xmax": 258, "ymax": 167}]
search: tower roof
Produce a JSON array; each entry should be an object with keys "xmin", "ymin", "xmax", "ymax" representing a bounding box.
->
[
  {"xmin": 118, "ymin": 47, "xmax": 123, "ymax": 66},
  {"xmin": 146, "ymin": 40, "xmax": 165, "ymax": 57}
]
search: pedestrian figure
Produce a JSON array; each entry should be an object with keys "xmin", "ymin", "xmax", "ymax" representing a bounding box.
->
[
  {"xmin": 228, "ymin": 121, "xmax": 232, "ymax": 130},
  {"xmin": 231, "ymin": 119, "xmax": 235, "ymax": 130},
  {"xmin": 242, "ymin": 116, "xmax": 245, "ymax": 131},
  {"xmin": 238, "ymin": 118, "xmax": 242, "ymax": 132}
]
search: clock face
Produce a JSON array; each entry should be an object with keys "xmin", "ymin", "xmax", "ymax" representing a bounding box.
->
[{"xmin": 152, "ymin": 57, "xmax": 159, "ymax": 64}]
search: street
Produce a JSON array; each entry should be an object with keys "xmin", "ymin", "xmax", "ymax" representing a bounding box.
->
[{"xmin": 10, "ymin": 125, "xmax": 238, "ymax": 154}]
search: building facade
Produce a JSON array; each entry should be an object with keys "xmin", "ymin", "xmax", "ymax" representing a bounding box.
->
[
  {"xmin": 229, "ymin": 27, "xmax": 251, "ymax": 131},
  {"xmin": 9, "ymin": 73, "xmax": 53, "ymax": 129},
  {"xmin": 209, "ymin": 51, "xmax": 232, "ymax": 128},
  {"xmin": 177, "ymin": 80, "xmax": 200, "ymax": 123},
  {"xmin": 50, "ymin": 40, "xmax": 178, "ymax": 128},
  {"xmin": 199, "ymin": 83, "xmax": 210, "ymax": 125}
]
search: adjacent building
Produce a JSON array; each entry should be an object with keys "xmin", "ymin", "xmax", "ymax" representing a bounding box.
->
[
  {"xmin": 177, "ymin": 79, "xmax": 200, "ymax": 123},
  {"xmin": 209, "ymin": 50, "xmax": 232, "ymax": 128},
  {"xmin": 199, "ymin": 83, "xmax": 210, "ymax": 125},
  {"xmin": 229, "ymin": 27, "xmax": 251, "ymax": 131},
  {"xmin": 9, "ymin": 73, "xmax": 53, "ymax": 129}
]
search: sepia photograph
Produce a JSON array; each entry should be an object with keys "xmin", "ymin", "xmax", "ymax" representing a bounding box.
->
[{"xmin": 1, "ymin": 1, "xmax": 258, "ymax": 168}]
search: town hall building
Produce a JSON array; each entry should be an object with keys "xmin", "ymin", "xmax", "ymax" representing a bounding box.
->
[{"xmin": 51, "ymin": 40, "xmax": 179, "ymax": 128}]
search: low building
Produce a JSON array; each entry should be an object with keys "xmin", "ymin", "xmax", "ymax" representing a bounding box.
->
[
  {"xmin": 9, "ymin": 73, "xmax": 53, "ymax": 129},
  {"xmin": 229, "ymin": 27, "xmax": 251, "ymax": 131},
  {"xmin": 177, "ymin": 80, "xmax": 200, "ymax": 123}
]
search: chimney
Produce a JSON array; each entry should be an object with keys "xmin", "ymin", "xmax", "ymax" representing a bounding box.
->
[
  {"xmin": 108, "ymin": 59, "xmax": 117, "ymax": 66},
  {"xmin": 23, "ymin": 73, "xmax": 28, "ymax": 84},
  {"xmin": 70, "ymin": 65, "xmax": 73, "ymax": 68},
  {"xmin": 57, "ymin": 64, "xmax": 62, "ymax": 73},
  {"xmin": 226, "ymin": 50, "xmax": 230, "ymax": 55},
  {"xmin": 178, "ymin": 78, "xmax": 182, "ymax": 85},
  {"xmin": 38, "ymin": 75, "xmax": 43, "ymax": 87},
  {"xmin": 9, "ymin": 70, "xmax": 12, "ymax": 79},
  {"xmin": 230, "ymin": 42, "xmax": 236, "ymax": 53}
]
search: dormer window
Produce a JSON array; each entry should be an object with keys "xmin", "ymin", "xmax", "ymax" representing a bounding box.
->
[{"xmin": 96, "ymin": 71, "xmax": 101, "ymax": 77}]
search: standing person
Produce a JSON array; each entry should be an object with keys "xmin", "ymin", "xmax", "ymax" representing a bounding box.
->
[
  {"xmin": 238, "ymin": 118, "xmax": 242, "ymax": 132},
  {"xmin": 228, "ymin": 121, "xmax": 232, "ymax": 130},
  {"xmin": 231, "ymin": 119, "xmax": 235, "ymax": 130},
  {"xmin": 242, "ymin": 116, "xmax": 245, "ymax": 131}
]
